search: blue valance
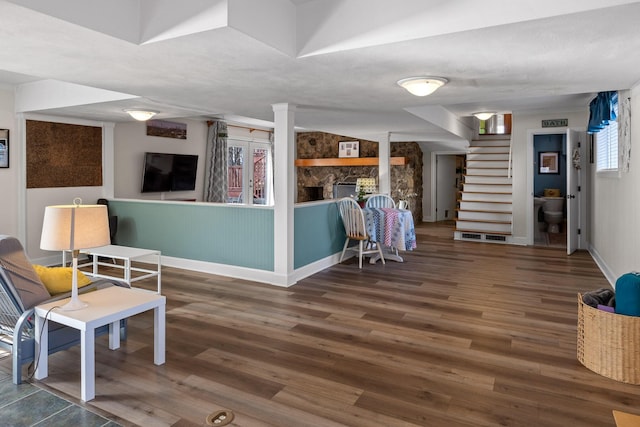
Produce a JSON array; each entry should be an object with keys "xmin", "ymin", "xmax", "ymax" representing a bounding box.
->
[{"xmin": 587, "ymin": 91, "xmax": 618, "ymax": 134}]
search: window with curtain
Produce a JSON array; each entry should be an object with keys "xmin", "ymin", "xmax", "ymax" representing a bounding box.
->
[
  {"xmin": 596, "ymin": 98, "xmax": 619, "ymax": 172},
  {"xmin": 226, "ymin": 138, "xmax": 273, "ymax": 205}
]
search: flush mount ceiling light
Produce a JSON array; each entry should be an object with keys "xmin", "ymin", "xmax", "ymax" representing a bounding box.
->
[
  {"xmin": 125, "ymin": 110, "xmax": 158, "ymax": 121},
  {"xmin": 397, "ymin": 76, "xmax": 448, "ymax": 97},
  {"xmin": 473, "ymin": 112, "xmax": 496, "ymax": 121}
]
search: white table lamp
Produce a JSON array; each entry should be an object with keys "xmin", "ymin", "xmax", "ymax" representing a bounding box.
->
[{"xmin": 40, "ymin": 198, "xmax": 110, "ymax": 311}]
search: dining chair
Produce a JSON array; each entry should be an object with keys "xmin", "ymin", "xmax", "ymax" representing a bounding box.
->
[
  {"xmin": 365, "ymin": 194, "xmax": 396, "ymax": 209},
  {"xmin": 337, "ymin": 198, "xmax": 385, "ymax": 268}
]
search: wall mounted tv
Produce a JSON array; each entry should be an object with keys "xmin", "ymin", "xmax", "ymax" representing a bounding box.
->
[{"xmin": 141, "ymin": 152, "xmax": 198, "ymax": 193}]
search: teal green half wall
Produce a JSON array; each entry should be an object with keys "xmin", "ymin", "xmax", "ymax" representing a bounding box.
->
[
  {"xmin": 109, "ymin": 200, "xmax": 345, "ymax": 274},
  {"xmin": 294, "ymin": 201, "xmax": 344, "ymax": 269},
  {"xmin": 110, "ymin": 200, "xmax": 274, "ymax": 271}
]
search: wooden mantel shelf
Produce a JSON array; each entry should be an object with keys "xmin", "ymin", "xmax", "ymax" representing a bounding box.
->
[{"xmin": 295, "ymin": 157, "xmax": 407, "ymax": 167}]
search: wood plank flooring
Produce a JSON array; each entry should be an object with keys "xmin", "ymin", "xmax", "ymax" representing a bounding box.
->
[{"xmin": 5, "ymin": 222, "xmax": 640, "ymax": 426}]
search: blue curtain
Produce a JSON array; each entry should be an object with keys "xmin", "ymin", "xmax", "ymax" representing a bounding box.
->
[
  {"xmin": 587, "ymin": 91, "xmax": 618, "ymax": 133},
  {"xmin": 203, "ymin": 120, "xmax": 228, "ymax": 202}
]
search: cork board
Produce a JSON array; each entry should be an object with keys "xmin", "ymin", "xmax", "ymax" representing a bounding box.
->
[{"xmin": 26, "ymin": 120, "xmax": 103, "ymax": 188}]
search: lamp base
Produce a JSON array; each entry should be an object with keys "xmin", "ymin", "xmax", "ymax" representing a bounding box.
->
[{"xmin": 60, "ymin": 298, "xmax": 88, "ymax": 311}]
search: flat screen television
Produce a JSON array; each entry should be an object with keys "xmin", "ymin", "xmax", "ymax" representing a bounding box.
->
[{"xmin": 141, "ymin": 152, "xmax": 198, "ymax": 193}]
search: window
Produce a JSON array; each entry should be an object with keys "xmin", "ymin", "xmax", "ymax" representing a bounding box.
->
[
  {"xmin": 595, "ymin": 95, "xmax": 618, "ymax": 173},
  {"xmin": 226, "ymin": 139, "xmax": 272, "ymax": 205}
]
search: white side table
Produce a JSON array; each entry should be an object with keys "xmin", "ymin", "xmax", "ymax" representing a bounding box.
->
[
  {"xmin": 64, "ymin": 245, "xmax": 162, "ymax": 293},
  {"xmin": 34, "ymin": 286, "xmax": 166, "ymax": 402}
]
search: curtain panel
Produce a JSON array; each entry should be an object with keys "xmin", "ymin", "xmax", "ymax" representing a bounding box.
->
[
  {"xmin": 203, "ymin": 121, "xmax": 228, "ymax": 202},
  {"xmin": 587, "ymin": 91, "xmax": 618, "ymax": 134}
]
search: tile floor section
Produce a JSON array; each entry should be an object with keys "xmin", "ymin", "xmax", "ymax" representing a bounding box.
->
[{"xmin": 0, "ymin": 368, "xmax": 121, "ymax": 427}]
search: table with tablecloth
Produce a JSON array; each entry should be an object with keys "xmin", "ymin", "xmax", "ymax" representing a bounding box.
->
[{"xmin": 363, "ymin": 207, "xmax": 417, "ymax": 262}]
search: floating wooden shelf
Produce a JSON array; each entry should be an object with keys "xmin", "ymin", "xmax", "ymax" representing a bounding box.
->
[{"xmin": 294, "ymin": 157, "xmax": 407, "ymax": 167}]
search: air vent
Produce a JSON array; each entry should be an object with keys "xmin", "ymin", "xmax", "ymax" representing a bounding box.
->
[
  {"xmin": 461, "ymin": 233, "xmax": 482, "ymax": 240},
  {"xmin": 485, "ymin": 234, "xmax": 507, "ymax": 242}
]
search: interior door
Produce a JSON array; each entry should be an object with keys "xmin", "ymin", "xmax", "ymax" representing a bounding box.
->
[
  {"xmin": 566, "ymin": 129, "xmax": 581, "ymax": 254},
  {"xmin": 436, "ymin": 155, "xmax": 457, "ymax": 221}
]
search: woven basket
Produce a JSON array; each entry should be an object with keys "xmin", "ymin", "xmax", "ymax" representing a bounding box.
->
[{"xmin": 577, "ymin": 293, "xmax": 640, "ymax": 384}]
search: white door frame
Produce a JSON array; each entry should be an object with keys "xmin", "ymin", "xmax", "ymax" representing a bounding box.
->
[
  {"xmin": 429, "ymin": 150, "xmax": 466, "ymax": 222},
  {"xmin": 526, "ymin": 128, "xmax": 587, "ymax": 248}
]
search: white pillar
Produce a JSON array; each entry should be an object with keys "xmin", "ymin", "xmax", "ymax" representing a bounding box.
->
[
  {"xmin": 272, "ymin": 103, "xmax": 296, "ymax": 286},
  {"xmin": 375, "ymin": 133, "xmax": 391, "ymax": 194},
  {"xmin": 102, "ymin": 122, "xmax": 115, "ymax": 198}
]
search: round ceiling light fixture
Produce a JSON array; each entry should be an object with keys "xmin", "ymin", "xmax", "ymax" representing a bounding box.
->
[
  {"xmin": 125, "ymin": 110, "xmax": 158, "ymax": 121},
  {"xmin": 473, "ymin": 112, "xmax": 496, "ymax": 121},
  {"xmin": 397, "ymin": 76, "xmax": 448, "ymax": 97}
]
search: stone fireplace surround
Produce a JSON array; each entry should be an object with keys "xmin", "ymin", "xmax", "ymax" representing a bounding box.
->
[{"xmin": 296, "ymin": 131, "xmax": 423, "ymax": 221}]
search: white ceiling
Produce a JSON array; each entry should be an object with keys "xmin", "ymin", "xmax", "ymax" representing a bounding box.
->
[{"xmin": 1, "ymin": 0, "xmax": 639, "ymax": 146}]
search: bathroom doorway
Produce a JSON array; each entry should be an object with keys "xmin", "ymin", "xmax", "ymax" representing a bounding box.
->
[{"xmin": 528, "ymin": 128, "xmax": 585, "ymax": 253}]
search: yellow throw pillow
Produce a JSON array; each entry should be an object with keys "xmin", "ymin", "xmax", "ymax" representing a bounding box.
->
[{"xmin": 32, "ymin": 265, "xmax": 92, "ymax": 295}]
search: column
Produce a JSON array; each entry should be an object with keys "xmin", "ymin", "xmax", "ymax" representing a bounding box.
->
[
  {"xmin": 374, "ymin": 133, "xmax": 391, "ymax": 194},
  {"xmin": 272, "ymin": 103, "xmax": 296, "ymax": 286}
]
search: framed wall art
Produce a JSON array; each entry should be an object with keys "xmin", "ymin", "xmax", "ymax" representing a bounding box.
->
[
  {"xmin": 539, "ymin": 151, "xmax": 559, "ymax": 174},
  {"xmin": 0, "ymin": 129, "xmax": 9, "ymax": 168},
  {"xmin": 147, "ymin": 119, "xmax": 187, "ymax": 139},
  {"xmin": 338, "ymin": 140, "xmax": 359, "ymax": 158}
]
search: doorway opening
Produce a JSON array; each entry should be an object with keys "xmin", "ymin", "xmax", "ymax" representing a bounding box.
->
[
  {"xmin": 533, "ymin": 133, "xmax": 567, "ymax": 248},
  {"xmin": 528, "ymin": 129, "xmax": 585, "ymax": 254}
]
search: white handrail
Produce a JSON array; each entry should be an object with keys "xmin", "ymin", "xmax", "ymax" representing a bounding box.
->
[{"xmin": 507, "ymin": 138, "xmax": 513, "ymax": 179}]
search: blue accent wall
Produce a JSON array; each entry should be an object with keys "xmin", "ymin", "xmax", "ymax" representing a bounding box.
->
[
  {"xmin": 109, "ymin": 200, "xmax": 274, "ymax": 271},
  {"xmin": 294, "ymin": 201, "xmax": 345, "ymax": 269},
  {"xmin": 534, "ymin": 133, "xmax": 567, "ymax": 197}
]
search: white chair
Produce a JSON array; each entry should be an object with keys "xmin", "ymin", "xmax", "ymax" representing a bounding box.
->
[
  {"xmin": 365, "ymin": 194, "xmax": 396, "ymax": 209},
  {"xmin": 337, "ymin": 198, "xmax": 385, "ymax": 268}
]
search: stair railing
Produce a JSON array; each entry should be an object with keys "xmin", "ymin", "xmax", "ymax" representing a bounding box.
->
[{"xmin": 507, "ymin": 138, "xmax": 513, "ymax": 179}]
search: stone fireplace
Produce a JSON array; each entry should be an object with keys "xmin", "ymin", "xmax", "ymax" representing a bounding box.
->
[{"xmin": 296, "ymin": 131, "xmax": 423, "ymax": 221}]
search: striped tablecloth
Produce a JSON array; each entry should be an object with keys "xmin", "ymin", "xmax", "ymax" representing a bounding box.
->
[{"xmin": 363, "ymin": 207, "xmax": 417, "ymax": 251}]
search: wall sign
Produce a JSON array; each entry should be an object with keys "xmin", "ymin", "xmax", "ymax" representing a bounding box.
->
[{"xmin": 542, "ymin": 119, "xmax": 568, "ymax": 128}]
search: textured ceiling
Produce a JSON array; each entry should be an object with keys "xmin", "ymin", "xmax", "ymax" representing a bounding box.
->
[{"xmin": 1, "ymin": 0, "xmax": 639, "ymax": 146}]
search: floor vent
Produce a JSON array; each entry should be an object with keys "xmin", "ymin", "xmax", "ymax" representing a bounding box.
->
[
  {"xmin": 485, "ymin": 234, "xmax": 507, "ymax": 242},
  {"xmin": 461, "ymin": 232, "xmax": 482, "ymax": 240}
]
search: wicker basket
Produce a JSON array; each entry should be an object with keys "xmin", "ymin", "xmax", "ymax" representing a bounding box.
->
[{"xmin": 577, "ymin": 293, "xmax": 640, "ymax": 384}]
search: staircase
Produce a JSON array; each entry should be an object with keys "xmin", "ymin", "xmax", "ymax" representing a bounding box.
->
[{"xmin": 454, "ymin": 135, "xmax": 513, "ymax": 244}]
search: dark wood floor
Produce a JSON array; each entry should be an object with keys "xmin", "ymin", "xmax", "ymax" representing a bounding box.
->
[{"xmin": 5, "ymin": 222, "xmax": 640, "ymax": 426}]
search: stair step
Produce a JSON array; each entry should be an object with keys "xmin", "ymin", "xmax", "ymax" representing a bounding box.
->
[
  {"xmin": 469, "ymin": 145, "xmax": 510, "ymax": 151},
  {"xmin": 456, "ymin": 219, "xmax": 511, "ymax": 225},
  {"xmin": 460, "ymin": 193, "xmax": 511, "ymax": 203},
  {"xmin": 455, "ymin": 228, "xmax": 512, "ymax": 236},
  {"xmin": 466, "ymin": 160, "xmax": 510, "ymax": 169},
  {"xmin": 458, "ymin": 201, "xmax": 512, "ymax": 212},
  {"xmin": 455, "ymin": 220, "xmax": 512, "ymax": 233},
  {"xmin": 456, "ymin": 208, "xmax": 512, "ymax": 214},
  {"xmin": 464, "ymin": 175, "xmax": 512, "ymax": 184},
  {"xmin": 463, "ymin": 184, "xmax": 512, "ymax": 194},
  {"xmin": 466, "ymin": 168, "xmax": 510, "ymax": 176},
  {"xmin": 457, "ymin": 210, "xmax": 512, "ymax": 222},
  {"xmin": 466, "ymin": 153, "xmax": 509, "ymax": 161},
  {"xmin": 456, "ymin": 219, "xmax": 511, "ymax": 233}
]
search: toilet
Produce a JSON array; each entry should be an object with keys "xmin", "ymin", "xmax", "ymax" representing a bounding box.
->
[{"xmin": 543, "ymin": 196, "xmax": 564, "ymax": 233}]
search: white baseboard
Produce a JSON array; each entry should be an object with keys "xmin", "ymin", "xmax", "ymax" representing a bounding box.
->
[{"xmin": 587, "ymin": 244, "xmax": 616, "ymax": 287}]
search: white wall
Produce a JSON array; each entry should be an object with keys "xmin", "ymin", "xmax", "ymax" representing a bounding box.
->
[
  {"xmin": 589, "ymin": 84, "xmax": 640, "ymax": 284},
  {"xmin": 114, "ymin": 119, "xmax": 207, "ymax": 200},
  {"xmin": 0, "ymin": 88, "xmax": 19, "ymax": 238},
  {"xmin": 24, "ymin": 114, "xmax": 115, "ymax": 263}
]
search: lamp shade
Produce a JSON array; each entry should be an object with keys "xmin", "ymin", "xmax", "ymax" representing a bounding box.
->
[
  {"xmin": 397, "ymin": 77, "xmax": 448, "ymax": 96},
  {"xmin": 473, "ymin": 112, "xmax": 496, "ymax": 121},
  {"xmin": 125, "ymin": 110, "xmax": 157, "ymax": 121},
  {"xmin": 40, "ymin": 203, "xmax": 110, "ymax": 251}
]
